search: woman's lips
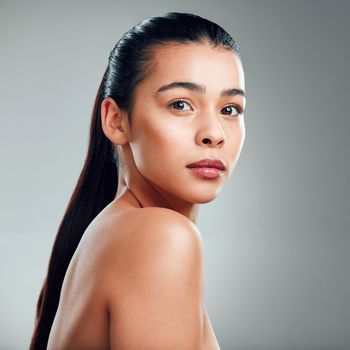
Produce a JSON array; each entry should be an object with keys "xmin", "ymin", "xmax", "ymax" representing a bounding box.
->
[
  {"xmin": 186, "ymin": 159, "xmax": 225, "ymax": 179},
  {"xmin": 187, "ymin": 167, "xmax": 224, "ymax": 179}
]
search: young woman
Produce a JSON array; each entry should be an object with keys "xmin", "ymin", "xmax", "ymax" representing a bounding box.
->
[{"xmin": 30, "ymin": 12, "xmax": 246, "ymax": 350}]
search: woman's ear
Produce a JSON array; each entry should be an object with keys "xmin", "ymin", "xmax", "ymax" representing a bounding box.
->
[{"xmin": 101, "ymin": 97, "xmax": 130, "ymax": 145}]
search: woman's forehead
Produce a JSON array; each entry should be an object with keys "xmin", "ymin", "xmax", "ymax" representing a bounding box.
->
[
  {"xmin": 150, "ymin": 42, "xmax": 238, "ymax": 68},
  {"xmin": 141, "ymin": 42, "xmax": 245, "ymax": 93}
]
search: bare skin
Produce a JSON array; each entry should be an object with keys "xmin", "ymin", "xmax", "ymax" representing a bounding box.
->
[{"xmin": 47, "ymin": 41, "xmax": 246, "ymax": 349}]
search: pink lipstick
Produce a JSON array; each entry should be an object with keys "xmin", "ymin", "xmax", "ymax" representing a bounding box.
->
[{"xmin": 186, "ymin": 159, "xmax": 225, "ymax": 179}]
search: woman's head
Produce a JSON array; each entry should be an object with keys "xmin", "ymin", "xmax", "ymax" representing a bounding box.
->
[
  {"xmin": 103, "ymin": 11, "xmax": 241, "ymax": 123},
  {"xmin": 100, "ymin": 12, "xmax": 246, "ymax": 204}
]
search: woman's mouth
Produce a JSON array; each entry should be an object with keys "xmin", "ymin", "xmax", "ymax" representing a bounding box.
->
[{"xmin": 186, "ymin": 159, "xmax": 225, "ymax": 179}]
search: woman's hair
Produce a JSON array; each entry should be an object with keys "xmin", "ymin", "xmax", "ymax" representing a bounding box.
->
[{"xmin": 29, "ymin": 12, "xmax": 240, "ymax": 349}]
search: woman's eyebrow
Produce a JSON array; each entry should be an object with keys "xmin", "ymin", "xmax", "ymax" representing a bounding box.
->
[{"xmin": 154, "ymin": 81, "xmax": 246, "ymax": 98}]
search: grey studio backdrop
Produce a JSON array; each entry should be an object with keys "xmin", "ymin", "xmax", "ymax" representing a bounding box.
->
[{"xmin": 1, "ymin": 1, "xmax": 349, "ymax": 349}]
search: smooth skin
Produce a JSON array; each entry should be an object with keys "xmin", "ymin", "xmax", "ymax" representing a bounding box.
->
[{"xmin": 47, "ymin": 41, "xmax": 246, "ymax": 349}]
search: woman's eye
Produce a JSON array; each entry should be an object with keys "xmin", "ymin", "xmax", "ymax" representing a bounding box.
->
[
  {"xmin": 169, "ymin": 100, "xmax": 191, "ymax": 111},
  {"xmin": 221, "ymin": 105, "xmax": 241, "ymax": 116}
]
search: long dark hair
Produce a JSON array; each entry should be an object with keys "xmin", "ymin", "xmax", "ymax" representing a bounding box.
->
[{"xmin": 29, "ymin": 12, "xmax": 239, "ymax": 349}]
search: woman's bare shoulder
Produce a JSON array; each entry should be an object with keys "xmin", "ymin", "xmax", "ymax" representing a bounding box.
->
[
  {"xmin": 91, "ymin": 207, "xmax": 202, "ymax": 276},
  {"xmin": 88, "ymin": 206, "xmax": 202, "ymax": 252},
  {"xmin": 82, "ymin": 205, "xmax": 204, "ymax": 291},
  {"xmin": 90, "ymin": 206, "xmax": 205, "ymax": 348},
  {"xmin": 119, "ymin": 206, "xmax": 200, "ymax": 233}
]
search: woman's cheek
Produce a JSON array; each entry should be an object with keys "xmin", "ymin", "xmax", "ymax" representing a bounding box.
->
[{"xmin": 130, "ymin": 132, "xmax": 168, "ymax": 176}]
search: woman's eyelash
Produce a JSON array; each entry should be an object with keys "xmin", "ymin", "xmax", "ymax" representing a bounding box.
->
[
  {"xmin": 168, "ymin": 100, "xmax": 243, "ymax": 116},
  {"xmin": 168, "ymin": 100, "xmax": 192, "ymax": 111},
  {"xmin": 221, "ymin": 104, "xmax": 243, "ymax": 116}
]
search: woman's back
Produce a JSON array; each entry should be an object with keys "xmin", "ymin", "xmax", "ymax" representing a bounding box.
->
[{"xmin": 47, "ymin": 195, "xmax": 220, "ymax": 349}]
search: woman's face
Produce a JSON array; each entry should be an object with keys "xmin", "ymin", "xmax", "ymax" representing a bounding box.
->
[{"xmin": 128, "ymin": 42, "xmax": 246, "ymax": 204}]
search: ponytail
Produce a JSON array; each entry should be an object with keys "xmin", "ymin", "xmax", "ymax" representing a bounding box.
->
[{"xmin": 29, "ymin": 70, "xmax": 119, "ymax": 350}]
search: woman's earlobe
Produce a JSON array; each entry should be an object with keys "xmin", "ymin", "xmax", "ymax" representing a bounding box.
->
[{"xmin": 101, "ymin": 97, "xmax": 129, "ymax": 145}]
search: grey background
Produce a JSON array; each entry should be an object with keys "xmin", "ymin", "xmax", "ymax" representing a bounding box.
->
[{"xmin": 1, "ymin": 0, "xmax": 349, "ymax": 349}]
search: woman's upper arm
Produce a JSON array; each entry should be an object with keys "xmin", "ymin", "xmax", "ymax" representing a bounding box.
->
[{"xmin": 104, "ymin": 208, "xmax": 204, "ymax": 350}]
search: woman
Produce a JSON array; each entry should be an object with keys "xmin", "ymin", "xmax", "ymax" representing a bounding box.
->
[{"xmin": 30, "ymin": 12, "xmax": 246, "ymax": 349}]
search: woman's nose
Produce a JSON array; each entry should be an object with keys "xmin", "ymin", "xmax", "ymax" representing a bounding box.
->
[{"xmin": 195, "ymin": 114, "xmax": 226, "ymax": 147}]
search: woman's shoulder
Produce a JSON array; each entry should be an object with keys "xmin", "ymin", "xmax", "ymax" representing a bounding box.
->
[
  {"xmin": 106, "ymin": 205, "xmax": 201, "ymax": 255},
  {"xmin": 94, "ymin": 206, "xmax": 204, "ymax": 348},
  {"xmin": 115, "ymin": 207, "xmax": 199, "ymax": 259},
  {"xmin": 83, "ymin": 205, "xmax": 204, "ymax": 296},
  {"xmin": 70, "ymin": 206, "xmax": 205, "ymax": 348},
  {"xmin": 81, "ymin": 205, "xmax": 203, "ymax": 278},
  {"xmin": 89, "ymin": 205, "xmax": 201, "ymax": 248}
]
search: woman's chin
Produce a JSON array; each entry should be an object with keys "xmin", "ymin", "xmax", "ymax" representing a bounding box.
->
[
  {"xmin": 195, "ymin": 197, "xmax": 217, "ymax": 204},
  {"xmin": 187, "ymin": 188, "xmax": 222, "ymax": 204}
]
